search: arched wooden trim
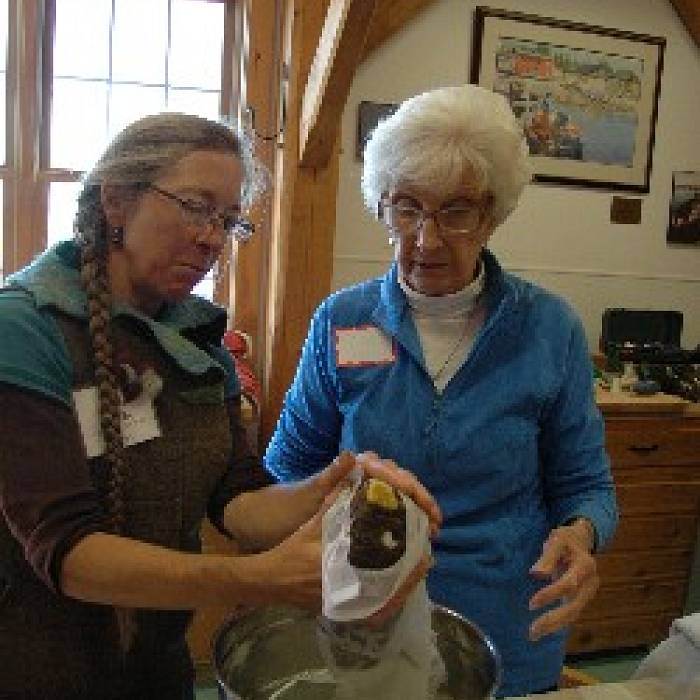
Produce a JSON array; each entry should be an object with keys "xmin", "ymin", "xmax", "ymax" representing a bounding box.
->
[
  {"xmin": 363, "ymin": 0, "xmax": 437, "ymax": 58},
  {"xmin": 669, "ymin": 0, "xmax": 700, "ymax": 48}
]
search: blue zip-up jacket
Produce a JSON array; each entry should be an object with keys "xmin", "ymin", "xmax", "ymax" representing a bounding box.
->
[{"xmin": 265, "ymin": 250, "xmax": 618, "ymax": 698}]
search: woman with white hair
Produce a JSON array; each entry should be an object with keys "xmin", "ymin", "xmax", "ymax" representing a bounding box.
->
[{"xmin": 265, "ymin": 84, "xmax": 618, "ymax": 697}]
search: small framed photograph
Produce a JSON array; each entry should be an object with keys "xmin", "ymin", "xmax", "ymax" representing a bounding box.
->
[
  {"xmin": 471, "ymin": 6, "xmax": 665, "ymax": 192},
  {"xmin": 356, "ymin": 101, "xmax": 398, "ymax": 160},
  {"xmin": 668, "ymin": 171, "xmax": 700, "ymax": 245}
]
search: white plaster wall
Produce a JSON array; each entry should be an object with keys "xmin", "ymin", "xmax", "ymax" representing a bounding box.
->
[{"xmin": 332, "ymin": 0, "xmax": 700, "ymax": 351}]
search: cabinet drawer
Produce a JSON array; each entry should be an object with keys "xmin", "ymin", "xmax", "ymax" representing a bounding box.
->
[
  {"xmin": 616, "ymin": 482, "xmax": 700, "ymax": 515},
  {"xmin": 578, "ymin": 580, "xmax": 686, "ymax": 622},
  {"xmin": 597, "ymin": 548, "xmax": 692, "ymax": 581},
  {"xmin": 567, "ymin": 613, "xmax": 673, "ymax": 654},
  {"xmin": 613, "ymin": 464, "xmax": 700, "ymax": 484},
  {"xmin": 608, "ymin": 514, "xmax": 699, "ymax": 551},
  {"xmin": 605, "ymin": 421, "xmax": 700, "ymax": 467}
]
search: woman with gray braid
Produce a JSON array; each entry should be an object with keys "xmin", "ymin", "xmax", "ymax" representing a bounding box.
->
[{"xmin": 0, "ymin": 112, "xmax": 440, "ymax": 700}]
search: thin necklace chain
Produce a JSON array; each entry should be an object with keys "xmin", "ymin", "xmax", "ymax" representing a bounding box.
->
[{"xmin": 429, "ymin": 303, "xmax": 479, "ymax": 384}]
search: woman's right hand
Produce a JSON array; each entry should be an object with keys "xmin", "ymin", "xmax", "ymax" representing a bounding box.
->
[{"xmin": 242, "ymin": 503, "xmax": 325, "ymax": 611}]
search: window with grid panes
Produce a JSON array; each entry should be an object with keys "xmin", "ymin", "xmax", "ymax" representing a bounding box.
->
[{"xmin": 2, "ymin": 0, "xmax": 242, "ymax": 300}]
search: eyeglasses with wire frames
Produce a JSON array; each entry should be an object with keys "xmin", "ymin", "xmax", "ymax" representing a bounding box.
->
[
  {"xmin": 380, "ymin": 197, "xmax": 487, "ymax": 239},
  {"xmin": 149, "ymin": 185, "xmax": 255, "ymax": 242}
]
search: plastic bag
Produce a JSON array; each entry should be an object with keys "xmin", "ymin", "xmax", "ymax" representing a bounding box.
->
[{"xmin": 318, "ymin": 477, "xmax": 445, "ymax": 700}]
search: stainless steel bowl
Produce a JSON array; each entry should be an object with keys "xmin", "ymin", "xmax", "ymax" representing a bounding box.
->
[{"xmin": 214, "ymin": 604, "xmax": 501, "ymax": 700}]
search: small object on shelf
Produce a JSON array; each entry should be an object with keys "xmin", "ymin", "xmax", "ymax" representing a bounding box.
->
[
  {"xmin": 610, "ymin": 375, "xmax": 623, "ymax": 393},
  {"xmin": 632, "ymin": 379, "xmax": 660, "ymax": 396}
]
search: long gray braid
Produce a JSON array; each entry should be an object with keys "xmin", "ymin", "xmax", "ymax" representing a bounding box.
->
[{"xmin": 73, "ymin": 112, "xmax": 263, "ymax": 650}]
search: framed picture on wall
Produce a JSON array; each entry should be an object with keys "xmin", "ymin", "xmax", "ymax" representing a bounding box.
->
[
  {"xmin": 356, "ymin": 101, "xmax": 398, "ymax": 160},
  {"xmin": 668, "ymin": 171, "xmax": 700, "ymax": 245},
  {"xmin": 471, "ymin": 7, "xmax": 665, "ymax": 192}
]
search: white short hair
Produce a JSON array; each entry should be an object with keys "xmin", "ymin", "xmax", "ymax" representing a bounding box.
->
[{"xmin": 361, "ymin": 85, "xmax": 532, "ymax": 227}]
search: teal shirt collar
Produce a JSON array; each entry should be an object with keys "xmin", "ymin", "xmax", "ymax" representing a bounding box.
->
[{"xmin": 8, "ymin": 241, "xmax": 228, "ymax": 377}]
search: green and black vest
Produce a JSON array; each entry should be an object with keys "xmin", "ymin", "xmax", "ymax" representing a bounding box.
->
[{"xmin": 0, "ymin": 309, "xmax": 232, "ymax": 699}]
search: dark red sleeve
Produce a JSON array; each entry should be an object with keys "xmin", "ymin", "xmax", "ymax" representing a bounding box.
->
[{"xmin": 0, "ymin": 383, "xmax": 108, "ymax": 592}]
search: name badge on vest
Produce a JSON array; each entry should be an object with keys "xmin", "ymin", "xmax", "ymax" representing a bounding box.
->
[
  {"xmin": 335, "ymin": 325, "xmax": 396, "ymax": 367},
  {"xmin": 73, "ymin": 386, "xmax": 162, "ymax": 458}
]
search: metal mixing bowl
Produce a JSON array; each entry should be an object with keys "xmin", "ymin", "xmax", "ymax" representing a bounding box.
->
[{"xmin": 214, "ymin": 604, "xmax": 501, "ymax": 700}]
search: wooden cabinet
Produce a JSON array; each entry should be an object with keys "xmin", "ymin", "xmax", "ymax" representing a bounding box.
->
[{"xmin": 567, "ymin": 394, "xmax": 700, "ymax": 653}]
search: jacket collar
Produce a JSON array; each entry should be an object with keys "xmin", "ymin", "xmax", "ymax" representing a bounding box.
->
[
  {"xmin": 371, "ymin": 249, "xmax": 518, "ymax": 364},
  {"xmin": 373, "ymin": 262, "xmax": 423, "ymax": 363},
  {"xmin": 7, "ymin": 241, "xmax": 227, "ymax": 377}
]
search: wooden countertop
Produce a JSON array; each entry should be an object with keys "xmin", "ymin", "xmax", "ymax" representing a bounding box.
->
[
  {"xmin": 595, "ymin": 388, "xmax": 693, "ymax": 415},
  {"xmin": 506, "ymin": 678, "xmax": 672, "ymax": 700}
]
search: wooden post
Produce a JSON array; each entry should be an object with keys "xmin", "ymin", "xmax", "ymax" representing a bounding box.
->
[
  {"xmin": 261, "ymin": 0, "xmax": 341, "ymax": 442},
  {"xmin": 230, "ymin": 0, "xmax": 281, "ymax": 386},
  {"xmin": 255, "ymin": 0, "xmax": 438, "ymax": 442}
]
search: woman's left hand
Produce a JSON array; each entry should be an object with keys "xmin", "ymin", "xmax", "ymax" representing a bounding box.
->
[{"xmin": 527, "ymin": 519, "xmax": 599, "ymax": 641}]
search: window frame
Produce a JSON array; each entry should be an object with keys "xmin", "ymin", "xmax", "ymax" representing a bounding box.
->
[{"xmin": 2, "ymin": 0, "xmax": 244, "ymax": 305}]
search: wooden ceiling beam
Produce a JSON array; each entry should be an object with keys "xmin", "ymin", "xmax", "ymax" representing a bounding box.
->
[
  {"xmin": 669, "ymin": 0, "xmax": 700, "ymax": 47},
  {"xmin": 299, "ymin": 0, "xmax": 379, "ymax": 168}
]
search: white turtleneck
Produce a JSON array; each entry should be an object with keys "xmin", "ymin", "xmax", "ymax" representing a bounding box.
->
[{"xmin": 399, "ymin": 261, "xmax": 487, "ymax": 394}]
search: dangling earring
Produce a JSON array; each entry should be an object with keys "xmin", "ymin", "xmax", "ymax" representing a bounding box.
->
[{"xmin": 111, "ymin": 226, "xmax": 124, "ymax": 247}]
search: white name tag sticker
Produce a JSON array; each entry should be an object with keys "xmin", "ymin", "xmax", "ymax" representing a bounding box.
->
[
  {"xmin": 335, "ymin": 326, "xmax": 396, "ymax": 367},
  {"xmin": 73, "ymin": 386, "xmax": 161, "ymax": 458}
]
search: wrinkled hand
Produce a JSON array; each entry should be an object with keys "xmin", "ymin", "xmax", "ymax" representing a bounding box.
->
[
  {"xmin": 312, "ymin": 450, "xmax": 442, "ymax": 536},
  {"xmin": 528, "ymin": 520, "xmax": 599, "ymax": 641}
]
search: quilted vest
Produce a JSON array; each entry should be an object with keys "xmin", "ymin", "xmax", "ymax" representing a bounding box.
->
[{"xmin": 0, "ymin": 310, "xmax": 232, "ymax": 699}]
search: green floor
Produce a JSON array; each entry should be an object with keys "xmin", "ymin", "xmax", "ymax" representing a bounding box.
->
[
  {"xmin": 194, "ymin": 667, "xmax": 219, "ymax": 699},
  {"xmin": 565, "ymin": 647, "xmax": 648, "ymax": 684},
  {"xmin": 195, "ymin": 648, "xmax": 649, "ymax": 697},
  {"xmin": 195, "ymin": 686, "xmax": 219, "ymax": 700}
]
